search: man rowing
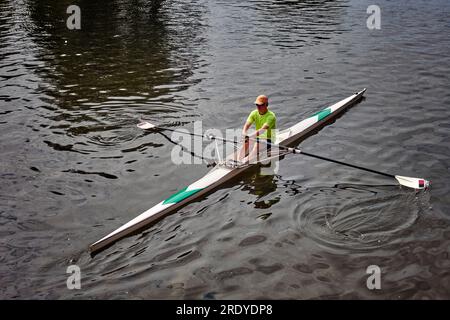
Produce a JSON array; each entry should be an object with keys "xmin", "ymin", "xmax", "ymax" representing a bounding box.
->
[{"xmin": 238, "ymin": 94, "xmax": 277, "ymax": 164}]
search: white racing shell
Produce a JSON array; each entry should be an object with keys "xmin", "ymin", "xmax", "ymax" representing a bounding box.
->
[{"xmin": 89, "ymin": 89, "xmax": 367, "ymax": 253}]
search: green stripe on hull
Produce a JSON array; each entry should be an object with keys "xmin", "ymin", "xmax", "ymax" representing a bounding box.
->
[
  {"xmin": 311, "ymin": 107, "xmax": 331, "ymax": 121},
  {"xmin": 163, "ymin": 187, "xmax": 203, "ymax": 205}
]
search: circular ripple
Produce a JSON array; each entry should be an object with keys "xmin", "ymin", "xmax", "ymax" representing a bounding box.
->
[{"xmin": 294, "ymin": 186, "xmax": 423, "ymax": 252}]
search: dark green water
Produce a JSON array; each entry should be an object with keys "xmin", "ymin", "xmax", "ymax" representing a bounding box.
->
[{"xmin": 1, "ymin": 0, "xmax": 449, "ymax": 299}]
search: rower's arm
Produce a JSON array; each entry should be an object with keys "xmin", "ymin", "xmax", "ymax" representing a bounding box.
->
[
  {"xmin": 248, "ymin": 123, "xmax": 269, "ymax": 138},
  {"xmin": 241, "ymin": 121, "xmax": 252, "ymax": 137}
]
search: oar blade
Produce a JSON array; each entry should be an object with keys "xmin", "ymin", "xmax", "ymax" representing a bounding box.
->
[
  {"xmin": 137, "ymin": 121, "xmax": 156, "ymax": 130},
  {"xmin": 395, "ymin": 175, "xmax": 430, "ymax": 190}
]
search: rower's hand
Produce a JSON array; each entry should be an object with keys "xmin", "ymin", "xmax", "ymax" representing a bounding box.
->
[{"xmin": 241, "ymin": 135, "xmax": 249, "ymax": 143}]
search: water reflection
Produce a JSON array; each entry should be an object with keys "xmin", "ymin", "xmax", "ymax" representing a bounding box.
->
[
  {"xmin": 21, "ymin": 0, "xmax": 208, "ymax": 134},
  {"xmin": 242, "ymin": 169, "xmax": 279, "ymax": 208}
]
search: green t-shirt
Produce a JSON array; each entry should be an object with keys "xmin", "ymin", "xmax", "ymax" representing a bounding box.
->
[{"xmin": 246, "ymin": 109, "xmax": 276, "ymax": 140}]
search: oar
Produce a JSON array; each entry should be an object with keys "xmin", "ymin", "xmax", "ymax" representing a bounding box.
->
[
  {"xmin": 248, "ymin": 136, "xmax": 430, "ymax": 190},
  {"xmin": 137, "ymin": 121, "xmax": 207, "ymax": 139},
  {"xmin": 137, "ymin": 121, "xmax": 430, "ymax": 190}
]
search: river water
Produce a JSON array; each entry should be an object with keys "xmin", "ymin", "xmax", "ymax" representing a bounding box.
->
[{"xmin": 1, "ymin": 0, "xmax": 449, "ymax": 299}]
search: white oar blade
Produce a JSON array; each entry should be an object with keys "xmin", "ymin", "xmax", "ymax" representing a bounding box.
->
[
  {"xmin": 395, "ymin": 175, "xmax": 430, "ymax": 190},
  {"xmin": 137, "ymin": 121, "xmax": 156, "ymax": 130}
]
